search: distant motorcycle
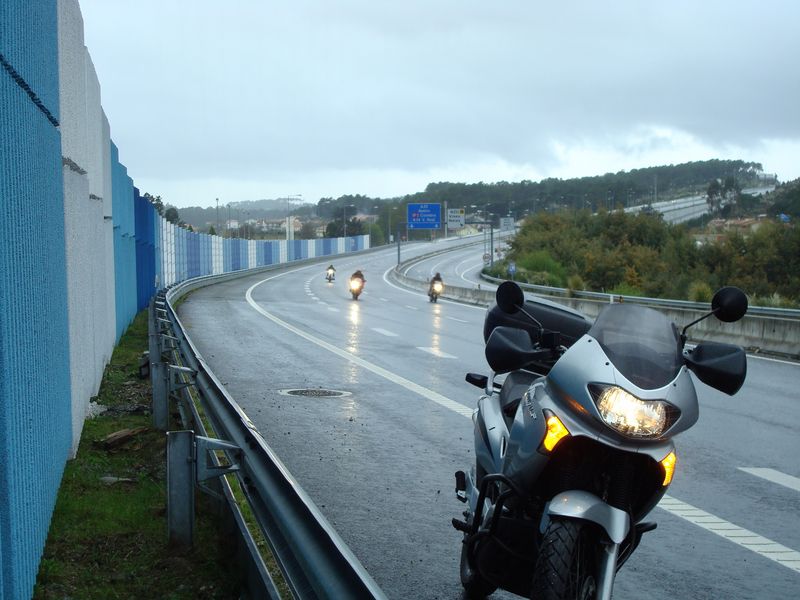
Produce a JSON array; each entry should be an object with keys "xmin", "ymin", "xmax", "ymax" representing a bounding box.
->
[
  {"xmin": 454, "ymin": 281, "xmax": 748, "ymax": 600},
  {"xmin": 429, "ymin": 279, "xmax": 444, "ymax": 303},
  {"xmin": 326, "ymin": 267, "xmax": 336, "ymax": 283},
  {"xmin": 349, "ymin": 274, "xmax": 365, "ymax": 300}
]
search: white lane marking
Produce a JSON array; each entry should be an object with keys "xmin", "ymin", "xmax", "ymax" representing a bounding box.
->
[
  {"xmin": 310, "ymin": 296, "xmax": 318, "ymax": 301},
  {"xmin": 327, "ymin": 307, "xmax": 340, "ymax": 312},
  {"xmin": 405, "ymin": 305, "xmax": 420, "ymax": 311},
  {"xmin": 372, "ymin": 327, "xmax": 399, "ymax": 337},
  {"xmin": 246, "ymin": 272, "xmax": 474, "ymax": 418},
  {"xmin": 455, "ymin": 256, "xmax": 476, "ymax": 277},
  {"xmin": 658, "ymin": 495, "xmax": 800, "ymax": 573},
  {"xmin": 747, "ymin": 354, "xmax": 800, "ymax": 366},
  {"xmin": 460, "ymin": 259, "xmax": 487, "ymax": 286},
  {"xmin": 380, "ymin": 298, "xmax": 389, "ymax": 302},
  {"xmin": 738, "ymin": 468, "xmax": 800, "ymax": 493},
  {"xmin": 448, "ymin": 316, "xmax": 468, "ymax": 323},
  {"xmin": 429, "ymin": 257, "xmax": 448, "ymax": 278},
  {"xmin": 417, "ymin": 347, "xmax": 457, "ymax": 359}
]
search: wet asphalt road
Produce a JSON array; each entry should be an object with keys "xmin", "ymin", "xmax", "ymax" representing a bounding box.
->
[{"xmin": 177, "ymin": 240, "xmax": 800, "ymax": 600}]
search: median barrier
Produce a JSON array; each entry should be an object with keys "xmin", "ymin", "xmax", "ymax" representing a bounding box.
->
[{"xmin": 392, "ymin": 254, "xmax": 799, "ymax": 359}]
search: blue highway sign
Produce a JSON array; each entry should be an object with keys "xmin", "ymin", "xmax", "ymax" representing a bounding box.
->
[{"xmin": 407, "ymin": 203, "xmax": 441, "ymax": 229}]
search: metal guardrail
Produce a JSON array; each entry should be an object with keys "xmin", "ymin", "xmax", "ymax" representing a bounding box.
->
[
  {"xmin": 148, "ymin": 256, "xmax": 387, "ymax": 600},
  {"xmin": 479, "ymin": 274, "xmax": 800, "ymax": 320}
]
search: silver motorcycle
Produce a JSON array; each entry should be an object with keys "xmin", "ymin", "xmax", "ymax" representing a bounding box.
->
[{"xmin": 453, "ymin": 281, "xmax": 748, "ymax": 600}]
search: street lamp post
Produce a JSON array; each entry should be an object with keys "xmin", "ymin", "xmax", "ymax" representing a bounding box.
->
[
  {"xmin": 285, "ymin": 194, "xmax": 302, "ymax": 242},
  {"xmin": 388, "ymin": 206, "xmax": 399, "ymax": 244},
  {"xmin": 343, "ymin": 204, "xmax": 354, "ymax": 239}
]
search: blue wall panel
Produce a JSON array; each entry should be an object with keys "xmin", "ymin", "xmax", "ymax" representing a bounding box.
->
[
  {"xmin": 241, "ymin": 240, "xmax": 249, "ymax": 270},
  {"xmin": 231, "ymin": 238, "xmax": 240, "ymax": 271},
  {"xmin": 134, "ymin": 188, "xmax": 156, "ymax": 311},
  {"xmin": 111, "ymin": 142, "xmax": 137, "ymax": 341},
  {"xmin": 292, "ymin": 240, "xmax": 303, "ymax": 261},
  {"xmin": 0, "ymin": 0, "xmax": 61, "ymax": 124},
  {"xmin": 0, "ymin": 16, "xmax": 71, "ymax": 598}
]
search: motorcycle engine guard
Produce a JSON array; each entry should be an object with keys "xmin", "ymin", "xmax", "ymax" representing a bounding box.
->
[{"xmin": 545, "ymin": 490, "xmax": 630, "ymax": 544}]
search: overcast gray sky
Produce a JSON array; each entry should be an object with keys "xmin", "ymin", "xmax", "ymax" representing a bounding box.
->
[{"xmin": 78, "ymin": 0, "xmax": 800, "ymax": 209}]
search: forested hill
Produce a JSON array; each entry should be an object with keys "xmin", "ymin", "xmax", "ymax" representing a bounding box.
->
[
  {"xmin": 402, "ymin": 159, "xmax": 766, "ymax": 213},
  {"xmin": 167, "ymin": 159, "xmax": 769, "ymax": 230},
  {"xmin": 765, "ymin": 178, "xmax": 800, "ymax": 218}
]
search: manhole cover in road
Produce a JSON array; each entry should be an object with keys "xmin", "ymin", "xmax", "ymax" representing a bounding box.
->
[{"xmin": 278, "ymin": 388, "xmax": 351, "ymax": 398}]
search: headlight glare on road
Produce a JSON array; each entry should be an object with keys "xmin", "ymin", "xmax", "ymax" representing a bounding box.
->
[{"xmin": 591, "ymin": 385, "xmax": 670, "ymax": 438}]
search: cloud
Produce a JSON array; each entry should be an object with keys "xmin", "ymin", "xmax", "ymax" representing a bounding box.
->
[{"xmin": 81, "ymin": 0, "xmax": 800, "ymax": 207}]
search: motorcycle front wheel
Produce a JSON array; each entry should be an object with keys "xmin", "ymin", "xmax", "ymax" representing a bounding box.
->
[
  {"xmin": 460, "ymin": 538, "xmax": 497, "ymax": 599},
  {"xmin": 531, "ymin": 518, "xmax": 598, "ymax": 600}
]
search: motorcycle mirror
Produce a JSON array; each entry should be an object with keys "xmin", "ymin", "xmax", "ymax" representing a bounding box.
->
[
  {"xmin": 711, "ymin": 286, "xmax": 748, "ymax": 323},
  {"xmin": 496, "ymin": 281, "xmax": 524, "ymax": 314},
  {"xmin": 681, "ymin": 285, "xmax": 749, "ymax": 343}
]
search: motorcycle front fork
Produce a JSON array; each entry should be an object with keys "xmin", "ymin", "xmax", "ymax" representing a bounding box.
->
[{"xmin": 596, "ymin": 542, "xmax": 620, "ymax": 600}]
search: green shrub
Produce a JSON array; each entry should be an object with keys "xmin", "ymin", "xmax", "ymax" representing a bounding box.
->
[
  {"xmin": 566, "ymin": 274, "xmax": 585, "ymax": 292},
  {"xmin": 687, "ymin": 281, "xmax": 713, "ymax": 302},
  {"xmin": 609, "ymin": 283, "xmax": 644, "ymax": 297},
  {"xmin": 518, "ymin": 250, "xmax": 566, "ymax": 286}
]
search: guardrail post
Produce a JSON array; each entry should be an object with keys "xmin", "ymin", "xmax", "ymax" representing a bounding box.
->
[
  {"xmin": 166, "ymin": 430, "xmax": 240, "ymax": 548},
  {"xmin": 167, "ymin": 430, "xmax": 195, "ymax": 547},
  {"xmin": 152, "ymin": 361, "xmax": 170, "ymax": 430}
]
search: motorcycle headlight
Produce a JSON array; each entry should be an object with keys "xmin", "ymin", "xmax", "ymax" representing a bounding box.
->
[
  {"xmin": 589, "ymin": 385, "xmax": 677, "ymax": 438},
  {"xmin": 433, "ymin": 282, "xmax": 443, "ymax": 292},
  {"xmin": 350, "ymin": 279, "xmax": 361, "ymax": 291}
]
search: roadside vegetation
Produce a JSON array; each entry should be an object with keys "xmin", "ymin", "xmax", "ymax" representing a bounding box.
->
[
  {"xmin": 34, "ymin": 312, "xmax": 240, "ymax": 600},
  {"xmin": 486, "ymin": 208, "xmax": 799, "ymax": 307}
]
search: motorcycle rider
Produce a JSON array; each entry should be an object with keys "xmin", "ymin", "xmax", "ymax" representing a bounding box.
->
[
  {"xmin": 326, "ymin": 264, "xmax": 336, "ymax": 281},
  {"xmin": 429, "ymin": 272, "xmax": 443, "ymax": 297},
  {"xmin": 351, "ymin": 269, "xmax": 365, "ymax": 284}
]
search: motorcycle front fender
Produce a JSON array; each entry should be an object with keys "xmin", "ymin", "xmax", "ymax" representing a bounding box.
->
[{"xmin": 546, "ymin": 490, "xmax": 630, "ymax": 544}]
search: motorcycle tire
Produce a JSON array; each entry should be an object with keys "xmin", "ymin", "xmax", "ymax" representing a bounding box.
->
[
  {"xmin": 460, "ymin": 538, "xmax": 497, "ymax": 599},
  {"xmin": 530, "ymin": 518, "xmax": 598, "ymax": 600}
]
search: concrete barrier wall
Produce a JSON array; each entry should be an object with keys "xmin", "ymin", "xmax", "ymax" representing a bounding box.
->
[{"xmin": 391, "ymin": 259, "xmax": 800, "ymax": 358}]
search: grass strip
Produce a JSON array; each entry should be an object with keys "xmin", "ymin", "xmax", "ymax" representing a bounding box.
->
[{"xmin": 34, "ymin": 311, "xmax": 240, "ymax": 600}]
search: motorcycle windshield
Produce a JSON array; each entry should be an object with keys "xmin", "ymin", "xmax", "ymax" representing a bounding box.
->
[{"xmin": 588, "ymin": 304, "xmax": 682, "ymax": 389}]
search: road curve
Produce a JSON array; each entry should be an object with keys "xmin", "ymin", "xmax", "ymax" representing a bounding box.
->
[{"xmin": 177, "ymin": 241, "xmax": 800, "ymax": 600}]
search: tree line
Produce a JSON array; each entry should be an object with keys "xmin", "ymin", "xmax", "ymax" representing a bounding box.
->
[{"xmin": 491, "ymin": 209, "xmax": 798, "ymax": 307}]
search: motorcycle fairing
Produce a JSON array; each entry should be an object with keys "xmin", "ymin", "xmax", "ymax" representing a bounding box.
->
[
  {"xmin": 547, "ymin": 334, "xmax": 700, "ymax": 441},
  {"xmin": 545, "ymin": 490, "xmax": 630, "ymax": 544}
]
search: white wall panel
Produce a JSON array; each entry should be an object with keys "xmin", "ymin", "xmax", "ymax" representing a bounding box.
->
[
  {"xmin": 57, "ymin": 0, "xmax": 87, "ymax": 171},
  {"xmin": 248, "ymin": 240, "xmax": 256, "ymax": 268},
  {"xmin": 62, "ymin": 167, "xmax": 93, "ymax": 456},
  {"xmin": 84, "ymin": 52, "xmax": 103, "ymax": 199},
  {"xmin": 101, "ymin": 114, "xmax": 115, "ymax": 347},
  {"xmin": 212, "ymin": 236, "xmax": 222, "ymax": 274}
]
